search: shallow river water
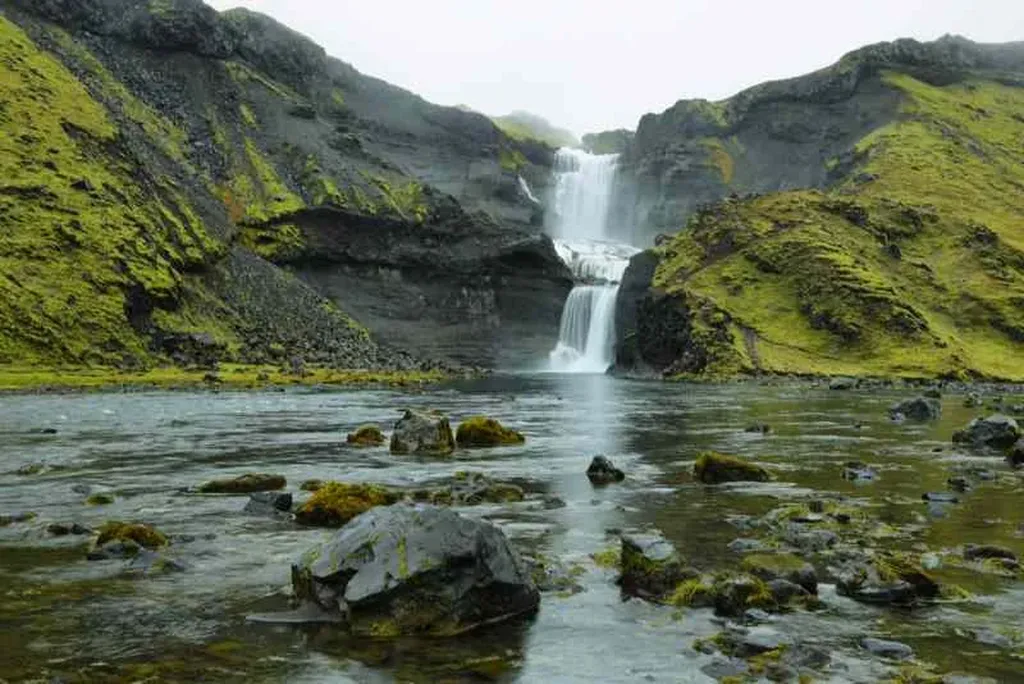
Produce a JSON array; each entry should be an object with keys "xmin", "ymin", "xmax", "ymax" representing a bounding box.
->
[{"xmin": 1, "ymin": 375, "xmax": 1022, "ymax": 683}]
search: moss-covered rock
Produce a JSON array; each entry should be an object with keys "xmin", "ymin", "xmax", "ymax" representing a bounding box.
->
[
  {"xmin": 346, "ymin": 424, "xmax": 385, "ymax": 447},
  {"xmin": 620, "ymin": 532, "xmax": 691, "ymax": 599},
  {"xmin": 741, "ymin": 553, "xmax": 818, "ymax": 594},
  {"xmin": 694, "ymin": 452, "xmax": 770, "ymax": 484},
  {"xmin": 455, "ymin": 416, "xmax": 525, "ymax": 448},
  {"xmin": 85, "ymin": 493, "xmax": 115, "ymax": 506},
  {"xmin": 409, "ymin": 472, "xmax": 525, "ymax": 506},
  {"xmin": 836, "ymin": 552, "xmax": 941, "ymax": 606},
  {"xmin": 294, "ymin": 482, "xmax": 401, "ymax": 527},
  {"xmin": 88, "ymin": 521, "xmax": 168, "ymax": 559},
  {"xmin": 198, "ymin": 473, "xmax": 286, "ymax": 494}
]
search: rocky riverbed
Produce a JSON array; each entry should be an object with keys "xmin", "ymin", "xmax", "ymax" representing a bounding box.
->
[{"xmin": 1, "ymin": 375, "xmax": 1023, "ymax": 682}]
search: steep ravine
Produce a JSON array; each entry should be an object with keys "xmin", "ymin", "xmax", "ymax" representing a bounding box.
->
[{"xmin": 0, "ymin": 0, "xmax": 570, "ymax": 372}]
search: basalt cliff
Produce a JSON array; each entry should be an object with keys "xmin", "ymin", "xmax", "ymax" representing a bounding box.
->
[
  {"xmin": 614, "ymin": 36, "xmax": 1024, "ymax": 381},
  {"xmin": 0, "ymin": 0, "xmax": 570, "ymax": 372}
]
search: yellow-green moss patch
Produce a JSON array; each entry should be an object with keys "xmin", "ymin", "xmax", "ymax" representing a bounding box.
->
[
  {"xmin": 95, "ymin": 521, "xmax": 168, "ymax": 549},
  {"xmin": 294, "ymin": 482, "xmax": 401, "ymax": 527},
  {"xmin": 693, "ymin": 451, "xmax": 770, "ymax": 484},
  {"xmin": 455, "ymin": 416, "xmax": 526, "ymax": 448}
]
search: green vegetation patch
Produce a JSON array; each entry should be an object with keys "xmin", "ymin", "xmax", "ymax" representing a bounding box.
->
[
  {"xmin": 294, "ymin": 482, "xmax": 401, "ymax": 527},
  {"xmin": 653, "ymin": 73, "xmax": 1024, "ymax": 380},
  {"xmin": 455, "ymin": 416, "xmax": 526, "ymax": 448}
]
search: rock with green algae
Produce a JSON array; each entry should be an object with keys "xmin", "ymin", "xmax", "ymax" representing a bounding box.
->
[
  {"xmin": 694, "ymin": 452, "xmax": 771, "ymax": 484},
  {"xmin": 408, "ymin": 472, "xmax": 524, "ymax": 506},
  {"xmin": 620, "ymin": 532, "xmax": 693, "ymax": 599},
  {"xmin": 85, "ymin": 493, "xmax": 115, "ymax": 506},
  {"xmin": 88, "ymin": 521, "xmax": 167, "ymax": 560},
  {"xmin": 347, "ymin": 425, "xmax": 385, "ymax": 447},
  {"xmin": 455, "ymin": 416, "xmax": 525, "ymax": 448},
  {"xmin": 741, "ymin": 553, "xmax": 818, "ymax": 594},
  {"xmin": 836, "ymin": 552, "xmax": 941, "ymax": 606},
  {"xmin": 952, "ymin": 415, "xmax": 1021, "ymax": 450},
  {"xmin": 294, "ymin": 482, "xmax": 401, "ymax": 527},
  {"xmin": 198, "ymin": 473, "xmax": 287, "ymax": 494},
  {"xmin": 287, "ymin": 504, "xmax": 539, "ymax": 636},
  {"xmin": 390, "ymin": 410, "xmax": 456, "ymax": 455}
]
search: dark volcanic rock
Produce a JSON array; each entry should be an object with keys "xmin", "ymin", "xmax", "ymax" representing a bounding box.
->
[
  {"xmin": 890, "ymin": 396, "xmax": 942, "ymax": 421},
  {"xmin": 290, "ymin": 504, "xmax": 539, "ymax": 636},
  {"xmin": 198, "ymin": 473, "xmax": 287, "ymax": 494},
  {"xmin": 952, "ymin": 414, "xmax": 1021, "ymax": 449},
  {"xmin": 620, "ymin": 532, "xmax": 689, "ymax": 599},
  {"xmin": 389, "ymin": 409, "xmax": 455, "ymax": 455},
  {"xmin": 1009, "ymin": 438, "xmax": 1024, "ymax": 467},
  {"xmin": 244, "ymin": 491, "xmax": 293, "ymax": 515},
  {"xmin": 586, "ymin": 455, "xmax": 626, "ymax": 485}
]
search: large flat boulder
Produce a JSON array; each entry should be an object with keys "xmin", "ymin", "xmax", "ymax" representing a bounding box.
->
[
  {"xmin": 390, "ymin": 410, "xmax": 455, "ymax": 455},
  {"xmin": 291, "ymin": 504, "xmax": 539, "ymax": 636}
]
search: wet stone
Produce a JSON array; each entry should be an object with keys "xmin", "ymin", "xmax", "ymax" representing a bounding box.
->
[
  {"xmin": 728, "ymin": 538, "xmax": 769, "ymax": 553},
  {"xmin": 890, "ymin": 397, "xmax": 941, "ymax": 421},
  {"xmin": 620, "ymin": 532, "xmax": 687, "ymax": 599},
  {"xmin": 842, "ymin": 461, "xmax": 877, "ymax": 482},
  {"xmin": 390, "ymin": 409, "xmax": 455, "ymax": 455},
  {"xmin": 947, "ymin": 477, "xmax": 972, "ymax": 493},
  {"xmin": 963, "ymin": 544, "xmax": 1017, "ymax": 562},
  {"xmin": 0, "ymin": 511, "xmax": 36, "ymax": 526},
  {"xmin": 47, "ymin": 522, "xmax": 91, "ymax": 536},
  {"xmin": 952, "ymin": 414, "xmax": 1021, "ymax": 450},
  {"xmin": 736, "ymin": 627, "xmax": 794, "ymax": 656},
  {"xmin": 782, "ymin": 526, "xmax": 838, "ymax": 552},
  {"xmin": 923, "ymin": 492, "xmax": 959, "ymax": 504},
  {"xmin": 861, "ymin": 637, "xmax": 914, "ymax": 660},
  {"xmin": 586, "ymin": 455, "xmax": 625, "ymax": 485},
  {"xmin": 244, "ymin": 492, "xmax": 293, "ymax": 516},
  {"xmin": 971, "ymin": 628, "xmax": 1013, "ymax": 649},
  {"xmin": 198, "ymin": 473, "xmax": 287, "ymax": 494}
]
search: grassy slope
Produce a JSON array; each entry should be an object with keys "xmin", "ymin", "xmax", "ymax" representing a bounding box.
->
[
  {"xmin": 0, "ymin": 15, "xmax": 228, "ymax": 365},
  {"xmin": 654, "ymin": 73, "xmax": 1024, "ymax": 380}
]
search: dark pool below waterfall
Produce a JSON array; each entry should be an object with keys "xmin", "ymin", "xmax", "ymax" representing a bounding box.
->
[{"xmin": 1, "ymin": 375, "xmax": 1022, "ymax": 682}]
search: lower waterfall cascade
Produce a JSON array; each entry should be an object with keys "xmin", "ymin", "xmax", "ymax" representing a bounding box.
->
[{"xmin": 546, "ymin": 149, "xmax": 639, "ymax": 373}]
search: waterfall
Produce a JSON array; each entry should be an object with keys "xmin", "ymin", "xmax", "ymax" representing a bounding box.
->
[{"xmin": 547, "ymin": 149, "xmax": 638, "ymax": 373}]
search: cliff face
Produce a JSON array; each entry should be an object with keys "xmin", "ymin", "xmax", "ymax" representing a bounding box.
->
[
  {"xmin": 616, "ymin": 36, "xmax": 1024, "ymax": 246},
  {"xmin": 0, "ymin": 0, "xmax": 569, "ymax": 370},
  {"xmin": 615, "ymin": 37, "xmax": 1024, "ymax": 381}
]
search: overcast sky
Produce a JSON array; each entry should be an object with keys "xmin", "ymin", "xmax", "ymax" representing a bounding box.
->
[{"xmin": 207, "ymin": 0, "xmax": 1023, "ymax": 136}]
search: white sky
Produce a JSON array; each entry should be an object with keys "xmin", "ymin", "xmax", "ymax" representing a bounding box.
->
[{"xmin": 207, "ymin": 0, "xmax": 1024, "ymax": 135}]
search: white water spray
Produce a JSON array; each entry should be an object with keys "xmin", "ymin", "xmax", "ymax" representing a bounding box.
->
[{"xmin": 547, "ymin": 149, "xmax": 638, "ymax": 373}]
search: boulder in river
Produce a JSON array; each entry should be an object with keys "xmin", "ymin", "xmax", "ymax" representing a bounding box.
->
[
  {"xmin": 88, "ymin": 521, "xmax": 167, "ymax": 560},
  {"xmin": 861, "ymin": 637, "xmax": 914, "ymax": 660},
  {"xmin": 836, "ymin": 552, "xmax": 940, "ymax": 606},
  {"xmin": 295, "ymin": 482, "xmax": 401, "ymax": 527},
  {"xmin": 740, "ymin": 553, "xmax": 818, "ymax": 594},
  {"xmin": 409, "ymin": 471, "xmax": 524, "ymax": 506},
  {"xmin": 694, "ymin": 452, "xmax": 770, "ymax": 484},
  {"xmin": 586, "ymin": 455, "xmax": 625, "ymax": 485},
  {"xmin": 963, "ymin": 544, "xmax": 1017, "ymax": 562},
  {"xmin": 85, "ymin": 493, "xmax": 115, "ymax": 506},
  {"xmin": 0, "ymin": 512, "xmax": 36, "ymax": 526},
  {"xmin": 1009, "ymin": 438, "xmax": 1024, "ymax": 467},
  {"xmin": 198, "ymin": 473, "xmax": 287, "ymax": 494},
  {"xmin": 952, "ymin": 414, "xmax": 1021, "ymax": 450},
  {"xmin": 346, "ymin": 425, "xmax": 385, "ymax": 447},
  {"xmin": 390, "ymin": 409, "xmax": 455, "ymax": 455},
  {"xmin": 455, "ymin": 416, "xmax": 525, "ymax": 448},
  {"xmin": 890, "ymin": 397, "xmax": 941, "ymax": 421},
  {"xmin": 829, "ymin": 377, "xmax": 857, "ymax": 390},
  {"xmin": 244, "ymin": 492, "xmax": 293, "ymax": 516},
  {"xmin": 289, "ymin": 504, "xmax": 539, "ymax": 636},
  {"xmin": 620, "ymin": 532, "xmax": 690, "ymax": 599}
]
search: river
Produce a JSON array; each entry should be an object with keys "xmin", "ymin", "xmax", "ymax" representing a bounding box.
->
[{"xmin": 1, "ymin": 375, "xmax": 1022, "ymax": 682}]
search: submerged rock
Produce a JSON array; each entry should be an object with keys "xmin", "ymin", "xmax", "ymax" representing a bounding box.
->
[
  {"xmin": 0, "ymin": 511, "xmax": 36, "ymax": 526},
  {"xmin": 198, "ymin": 473, "xmax": 287, "ymax": 494},
  {"xmin": 861, "ymin": 637, "xmax": 914, "ymax": 660},
  {"xmin": 923, "ymin": 492, "xmax": 959, "ymax": 504},
  {"xmin": 694, "ymin": 452, "xmax": 770, "ymax": 484},
  {"xmin": 88, "ymin": 521, "xmax": 168, "ymax": 560},
  {"xmin": 290, "ymin": 504, "xmax": 539, "ymax": 636},
  {"xmin": 963, "ymin": 544, "xmax": 1017, "ymax": 562},
  {"xmin": 836, "ymin": 553, "xmax": 940, "ymax": 606},
  {"xmin": 455, "ymin": 416, "xmax": 525, "ymax": 448},
  {"xmin": 47, "ymin": 522, "xmax": 91, "ymax": 536},
  {"xmin": 390, "ymin": 409, "xmax": 455, "ymax": 455},
  {"xmin": 620, "ymin": 532, "xmax": 690, "ymax": 599},
  {"xmin": 842, "ymin": 461, "xmax": 877, "ymax": 482},
  {"xmin": 244, "ymin": 491, "xmax": 293, "ymax": 516},
  {"xmin": 346, "ymin": 424, "xmax": 385, "ymax": 447},
  {"xmin": 586, "ymin": 455, "xmax": 626, "ymax": 485},
  {"xmin": 952, "ymin": 414, "xmax": 1021, "ymax": 450},
  {"xmin": 890, "ymin": 396, "xmax": 941, "ymax": 421},
  {"xmin": 85, "ymin": 493, "xmax": 115, "ymax": 506},
  {"xmin": 294, "ymin": 482, "xmax": 401, "ymax": 527},
  {"xmin": 829, "ymin": 377, "xmax": 857, "ymax": 391},
  {"xmin": 741, "ymin": 553, "xmax": 817, "ymax": 594},
  {"xmin": 409, "ymin": 471, "xmax": 525, "ymax": 506}
]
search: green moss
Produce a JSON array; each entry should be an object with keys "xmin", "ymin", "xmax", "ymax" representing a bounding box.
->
[
  {"xmin": 197, "ymin": 473, "xmax": 286, "ymax": 494},
  {"xmin": 95, "ymin": 521, "xmax": 168, "ymax": 549},
  {"xmin": 347, "ymin": 424, "xmax": 385, "ymax": 446},
  {"xmin": 651, "ymin": 73, "xmax": 1024, "ymax": 380},
  {"xmin": 0, "ymin": 17, "xmax": 224, "ymax": 366},
  {"xmin": 499, "ymin": 145, "xmax": 528, "ymax": 172},
  {"xmin": 85, "ymin": 493, "xmax": 115, "ymax": 506},
  {"xmin": 693, "ymin": 451, "xmax": 770, "ymax": 484},
  {"xmin": 591, "ymin": 546, "xmax": 621, "ymax": 569},
  {"xmin": 223, "ymin": 60, "xmax": 300, "ymax": 102},
  {"xmin": 455, "ymin": 416, "xmax": 526, "ymax": 448},
  {"xmin": 368, "ymin": 176, "xmax": 428, "ymax": 223},
  {"xmin": 741, "ymin": 553, "xmax": 808, "ymax": 576},
  {"xmin": 667, "ymin": 578, "xmax": 714, "ymax": 607},
  {"xmin": 239, "ymin": 103, "xmax": 258, "ymax": 128},
  {"xmin": 294, "ymin": 482, "xmax": 401, "ymax": 527},
  {"xmin": 701, "ymin": 138, "xmax": 735, "ymax": 184}
]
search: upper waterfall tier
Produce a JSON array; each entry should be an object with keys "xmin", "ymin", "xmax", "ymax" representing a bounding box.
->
[
  {"xmin": 550, "ymin": 149, "xmax": 619, "ymax": 242},
  {"xmin": 553, "ymin": 239, "xmax": 640, "ymax": 284}
]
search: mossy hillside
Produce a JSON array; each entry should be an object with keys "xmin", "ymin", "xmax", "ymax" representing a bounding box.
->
[
  {"xmin": 652, "ymin": 73, "xmax": 1024, "ymax": 380},
  {"xmin": 0, "ymin": 16, "xmax": 228, "ymax": 365}
]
